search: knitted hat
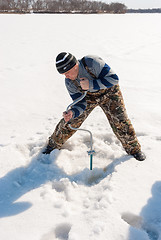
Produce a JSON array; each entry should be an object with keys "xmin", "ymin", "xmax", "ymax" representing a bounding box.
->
[{"xmin": 56, "ymin": 52, "xmax": 77, "ymax": 74}]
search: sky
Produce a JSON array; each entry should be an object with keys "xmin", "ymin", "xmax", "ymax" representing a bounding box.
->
[{"xmin": 104, "ymin": 0, "xmax": 161, "ymax": 9}]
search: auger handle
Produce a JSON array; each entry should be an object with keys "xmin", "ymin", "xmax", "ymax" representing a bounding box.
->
[{"xmin": 90, "ymin": 154, "xmax": 93, "ymax": 170}]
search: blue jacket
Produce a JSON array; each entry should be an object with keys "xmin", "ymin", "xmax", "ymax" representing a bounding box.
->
[{"xmin": 65, "ymin": 55, "xmax": 119, "ymax": 118}]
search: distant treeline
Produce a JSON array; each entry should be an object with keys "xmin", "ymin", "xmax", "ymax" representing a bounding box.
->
[
  {"xmin": 0, "ymin": 0, "xmax": 127, "ymax": 14},
  {"xmin": 127, "ymin": 8, "xmax": 161, "ymax": 13}
]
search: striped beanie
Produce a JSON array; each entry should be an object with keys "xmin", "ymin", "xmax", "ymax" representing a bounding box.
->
[{"xmin": 56, "ymin": 52, "xmax": 77, "ymax": 74}]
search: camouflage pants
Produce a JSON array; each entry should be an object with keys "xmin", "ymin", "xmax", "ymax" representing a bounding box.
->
[{"xmin": 49, "ymin": 84, "xmax": 141, "ymax": 155}]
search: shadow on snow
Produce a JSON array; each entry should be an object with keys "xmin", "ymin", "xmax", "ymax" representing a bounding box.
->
[
  {"xmin": 123, "ymin": 181, "xmax": 161, "ymax": 240},
  {"xmin": 0, "ymin": 150, "xmax": 130, "ymax": 218}
]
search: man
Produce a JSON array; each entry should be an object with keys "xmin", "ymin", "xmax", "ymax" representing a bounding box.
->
[{"xmin": 43, "ymin": 52, "xmax": 146, "ymax": 161}]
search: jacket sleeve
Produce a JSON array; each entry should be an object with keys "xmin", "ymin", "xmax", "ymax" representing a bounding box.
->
[
  {"xmin": 85, "ymin": 56, "xmax": 119, "ymax": 91},
  {"xmin": 65, "ymin": 79, "xmax": 87, "ymax": 118}
]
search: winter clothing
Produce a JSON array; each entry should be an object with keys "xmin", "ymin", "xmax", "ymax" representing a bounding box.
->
[
  {"xmin": 132, "ymin": 151, "xmax": 146, "ymax": 161},
  {"xmin": 42, "ymin": 145, "xmax": 55, "ymax": 154},
  {"xmin": 43, "ymin": 54, "xmax": 145, "ymax": 160},
  {"xmin": 56, "ymin": 52, "xmax": 77, "ymax": 74},
  {"xmin": 65, "ymin": 55, "xmax": 119, "ymax": 118},
  {"xmin": 48, "ymin": 84, "xmax": 141, "ymax": 155}
]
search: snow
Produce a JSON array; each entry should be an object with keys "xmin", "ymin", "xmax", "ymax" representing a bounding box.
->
[{"xmin": 0, "ymin": 13, "xmax": 161, "ymax": 240}]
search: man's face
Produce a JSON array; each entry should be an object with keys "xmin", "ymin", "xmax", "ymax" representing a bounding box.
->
[{"xmin": 62, "ymin": 63, "xmax": 79, "ymax": 80}]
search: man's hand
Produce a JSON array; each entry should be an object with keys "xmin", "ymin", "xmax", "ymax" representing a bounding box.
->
[
  {"xmin": 63, "ymin": 110, "xmax": 73, "ymax": 122},
  {"xmin": 80, "ymin": 78, "xmax": 89, "ymax": 90}
]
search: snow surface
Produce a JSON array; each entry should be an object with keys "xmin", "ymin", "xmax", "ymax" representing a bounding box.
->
[{"xmin": 0, "ymin": 13, "xmax": 161, "ymax": 240}]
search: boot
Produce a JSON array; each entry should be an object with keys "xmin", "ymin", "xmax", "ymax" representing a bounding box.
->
[
  {"xmin": 42, "ymin": 136, "xmax": 61, "ymax": 154},
  {"xmin": 132, "ymin": 151, "xmax": 146, "ymax": 161},
  {"xmin": 42, "ymin": 145, "xmax": 55, "ymax": 154}
]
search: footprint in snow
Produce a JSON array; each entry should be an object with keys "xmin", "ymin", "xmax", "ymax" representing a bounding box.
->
[
  {"xmin": 41, "ymin": 223, "xmax": 72, "ymax": 240},
  {"xmin": 55, "ymin": 223, "xmax": 72, "ymax": 240}
]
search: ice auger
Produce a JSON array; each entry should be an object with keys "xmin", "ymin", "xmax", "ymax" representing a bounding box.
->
[{"xmin": 66, "ymin": 91, "xmax": 95, "ymax": 170}]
